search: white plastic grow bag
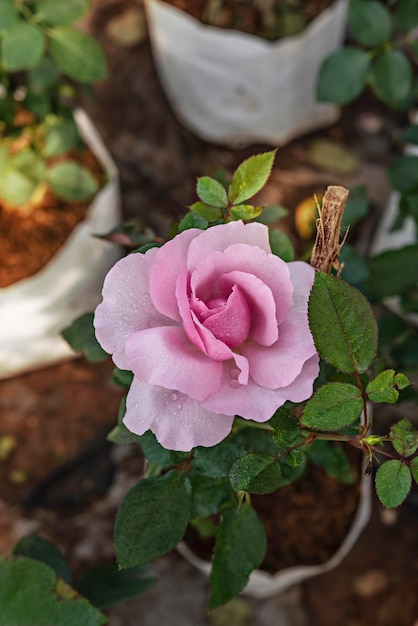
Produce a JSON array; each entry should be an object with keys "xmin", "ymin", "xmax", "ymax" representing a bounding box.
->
[
  {"xmin": 145, "ymin": 0, "xmax": 348, "ymax": 146},
  {"xmin": 178, "ymin": 467, "xmax": 371, "ymax": 598},
  {"xmin": 0, "ymin": 110, "xmax": 122, "ymax": 378}
]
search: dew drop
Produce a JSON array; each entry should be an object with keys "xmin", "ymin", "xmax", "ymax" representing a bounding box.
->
[
  {"xmin": 169, "ymin": 392, "xmax": 178, "ymax": 401},
  {"xmin": 177, "ymin": 404, "xmax": 182, "ymax": 411}
]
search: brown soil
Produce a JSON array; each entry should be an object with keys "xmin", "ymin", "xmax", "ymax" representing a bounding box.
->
[
  {"xmin": 165, "ymin": 0, "xmax": 336, "ymax": 39},
  {"xmin": 0, "ymin": 148, "xmax": 103, "ymax": 288}
]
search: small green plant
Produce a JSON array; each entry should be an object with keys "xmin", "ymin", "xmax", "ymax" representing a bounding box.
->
[{"xmin": 0, "ymin": 0, "xmax": 107, "ymax": 206}]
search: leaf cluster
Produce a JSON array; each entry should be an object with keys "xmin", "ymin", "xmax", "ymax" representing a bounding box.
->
[{"xmin": 0, "ymin": 0, "xmax": 107, "ymax": 205}]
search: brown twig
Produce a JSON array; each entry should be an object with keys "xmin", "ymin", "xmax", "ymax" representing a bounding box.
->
[{"xmin": 310, "ymin": 185, "xmax": 349, "ymax": 274}]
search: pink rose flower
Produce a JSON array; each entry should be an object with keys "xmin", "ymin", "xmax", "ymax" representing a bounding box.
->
[{"xmin": 94, "ymin": 221, "xmax": 319, "ymax": 451}]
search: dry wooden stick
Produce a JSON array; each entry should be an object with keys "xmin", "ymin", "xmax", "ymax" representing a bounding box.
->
[{"xmin": 310, "ymin": 185, "xmax": 349, "ymax": 274}]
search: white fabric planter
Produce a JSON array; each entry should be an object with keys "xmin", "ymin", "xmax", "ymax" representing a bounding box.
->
[
  {"xmin": 371, "ymin": 119, "xmax": 418, "ymax": 327},
  {"xmin": 0, "ymin": 110, "xmax": 122, "ymax": 379},
  {"xmin": 145, "ymin": 0, "xmax": 348, "ymax": 146},
  {"xmin": 178, "ymin": 469, "xmax": 371, "ymax": 598}
]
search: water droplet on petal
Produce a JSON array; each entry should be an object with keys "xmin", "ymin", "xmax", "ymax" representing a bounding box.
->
[
  {"xmin": 177, "ymin": 404, "xmax": 182, "ymax": 411},
  {"xmin": 170, "ymin": 392, "xmax": 178, "ymax": 401}
]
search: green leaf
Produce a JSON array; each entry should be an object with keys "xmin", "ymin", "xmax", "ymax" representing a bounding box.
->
[
  {"xmin": 178, "ymin": 212, "xmax": 208, "ymax": 232},
  {"xmin": 317, "ymin": 48, "xmax": 370, "ymax": 105},
  {"xmin": 388, "ymin": 155, "xmax": 418, "ymax": 193},
  {"xmin": 196, "ymin": 176, "xmax": 228, "ymax": 208},
  {"xmin": 229, "ymin": 204, "xmax": 263, "ymax": 220},
  {"xmin": 370, "ymin": 50, "xmax": 413, "ymax": 108},
  {"xmin": 61, "ymin": 313, "xmax": 108, "ymax": 362},
  {"xmin": 301, "ymin": 382, "xmax": 363, "ymax": 431},
  {"xmin": 115, "ymin": 471, "xmax": 192, "ymax": 568},
  {"xmin": 189, "ymin": 474, "xmax": 234, "ymax": 518},
  {"xmin": 0, "ymin": 0, "xmax": 19, "ymax": 30},
  {"xmin": 111, "ymin": 367, "xmax": 134, "ymax": 389},
  {"xmin": 78, "ymin": 563, "xmax": 155, "ymax": 609},
  {"xmin": 13, "ymin": 536, "xmax": 72, "ymax": 585},
  {"xmin": 308, "ymin": 139, "xmax": 358, "ymax": 175},
  {"xmin": 0, "ymin": 556, "xmax": 106, "ymax": 626},
  {"xmin": 400, "ymin": 125, "xmax": 418, "ymax": 145},
  {"xmin": 366, "ymin": 369, "xmax": 404, "ymax": 404},
  {"xmin": 308, "ymin": 272, "xmax": 378, "ymax": 374},
  {"xmin": 367, "ymin": 245, "xmax": 418, "ymax": 298},
  {"xmin": 49, "ymin": 26, "xmax": 107, "ymax": 83},
  {"xmin": 193, "ymin": 440, "xmax": 244, "ymax": 479},
  {"xmin": 306, "ymin": 440, "xmax": 355, "ymax": 483},
  {"xmin": 390, "ymin": 419, "xmax": 418, "ymax": 458},
  {"xmin": 341, "ymin": 184, "xmax": 370, "ymax": 230},
  {"xmin": 47, "ymin": 161, "xmax": 99, "ymax": 201},
  {"xmin": 140, "ymin": 431, "xmax": 189, "ymax": 467},
  {"xmin": 339, "ymin": 244, "xmax": 370, "ymax": 289},
  {"xmin": 269, "ymin": 408, "xmax": 300, "ymax": 450},
  {"xmin": 1, "ymin": 20, "xmax": 45, "ymax": 71},
  {"xmin": 36, "ymin": 0, "xmax": 90, "ymax": 25},
  {"xmin": 268, "ymin": 229, "xmax": 294, "ymax": 261},
  {"xmin": 375, "ymin": 460, "xmax": 411, "ymax": 508},
  {"xmin": 348, "ymin": 1, "xmax": 392, "ymax": 47},
  {"xmin": 285, "ymin": 449, "xmax": 306, "ymax": 468},
  {"xmin": 229, "ymin": 453, "xmax": 281, "ymax": 495},
  {"xmin": 189, "ymin": 201, "xmax": 222, "ymax": 222},
  {"xmin": 411, "ymin": 457, "xmax": 418, "ymax": 485},
  {"xmin": 395, "ymin": 0, "xmax": 418, "ymax": 34},
  {"xmin": 43, "ymin": 118, "xmax": 79, "ymax": 158},
  {"xmin": 0, "ymin": 167, "xmax": 38, "ymax": 205},
  {"xmin": 256, "ymin": 204, "xmax": 288, "ymax": 224},
  {"xmin": 228, "ymin": 150, "xmax": 276, "ymax": 205},
  {"xmin": 28, "ymin": 57, "xmax": 61, "ymax": 92},
  {"xmin": 209, "ymin": 502, "xmax": 266, "ymax": 609}
]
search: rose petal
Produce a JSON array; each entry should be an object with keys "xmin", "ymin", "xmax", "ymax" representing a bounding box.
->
[
  {"xmin": 94, "ymin": 249, "xmax": 171, "ymax": 369},
  {"xmin": 187, "ymin": 220, "xmax": 271, "ymax": 272},
  {"xmin": 288, "ymin": 261, "xmax": 315, "ymax": 312},
  {"xmin": 202, "ymin": 284, "xmax": 251, "ymax": 348},
  {"xmin": 123, "ymin": 378, "xmax": 234, "ymax": 451},
  {"xmin": 149, "ymin": 228, "xmax": 201, "ymax": 321},
  {"xmin": 126, "ymin": 326, "xmax": 223, "ymax": 401},
  {"xmin": 241, "ymin": 311, "xmax": 317, "ymax": 389}
]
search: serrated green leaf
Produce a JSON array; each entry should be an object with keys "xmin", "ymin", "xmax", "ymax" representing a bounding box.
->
[
  {"xmin": 268, "ymin": 229, "xmax": 294, "ymax": 261},
  {"xmin": 229, "ymin": 453, "xmax": 281, "ymax": 495},
  {"xmin": 13, "ymin": 536, "xmax": 72, "ymax": 585},
  {"xmin": 61, "ymin": 313, "xmax": 108, "ymax": 362},
  {"xmin": 301, "ymin": 382, "xmax": 363, "ymax": 431},
  {"xmin": 270, "ymin": 408, "xmax": 300, "ymax": 450},
  {"xmin": 36, "ymin": 0, "xmax": 90, "ymax": 25},
  {"xmin": 47, "ymin": 161, "xmax": 99, "ymax": 201},
  {"xmin": 1, "ymin": 20, "xmax": 45, "ymax": 71},
  {"xmin": 209, "ymin": 502, "xmax": 266, "ymax": 609},
  {"xmin": 395, "ymin": 0, "xmax": 418, "ymax": 34},
  {"xmin": 193, "ymin": 440, "xmax": 244, "ymax": 478},
  {"xmin": 348, "ymin": 1, "xmax": 392, "ymax": 47},
  {"xmin": 178, "ymin": 212, "xmax": 208, "ymax": 232},
  {"xmin": 228, "ymin": 150, "xmax": 276, "ymax": 206},
  {"xmin": 229, "ymin": 204, "xmax": 263, "ymax": 220},
  {"xmin": 285, "ymin": 449, "xmax": 305, "ymax": 467},
  {"xmin": 375, "ymin": 460, "xmax": 411, "ymax": 508},
  {"xmin": 49, "ymin": 27, "xmax": 107, "ymax": 83},
  {"xmin": 388, "ymin": 155, "xmax": 418, "ymax": 193},
  {"xmin": 367, "ymin": 245, "xmax": 418, "ymax": 298},
  {"xmin": 115, "ymin": 471, "xmax": 192, "ymax": 568},
  {"xmin": 308, "ymin": 272, "xmax": 378, "ymax": 374},
  {"xmin": 78, "ymin": 563, "xmax": 155, "ymax": 610},
  {"xmin": 189, "ymin": 201, "xmax": 222, "ymax": 222},
  {"xmin": 411, "ymin": 457, "xmax": 418, "ymax": 485},
  {"xmin": 393, "ymin": 373, "xmax": 411, "ymax": 390},
  {"xmin": 366, "ymin": 369, "xmax": 399, "ymax": 404},
  {"xmin": 196, "ymin": 176, "xmax": 228, "ymax": 208},
  {"xmin": 0, "ymin": 556, "xmax": 106, "ymax": 626},
  {"xmin": 370, "ymin": 50, "xmax": 413, "ymax": 108},
  {"xmin": 0, "ymin": 0, "xmax": 19, "ymax": 30},
  {"xmin": 390, "ymin": 419, "xmax": 418, "ymax": 457},
  {"xmin": 317, "ymin": 48, "xmax": 370, "ymax": 105}
]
